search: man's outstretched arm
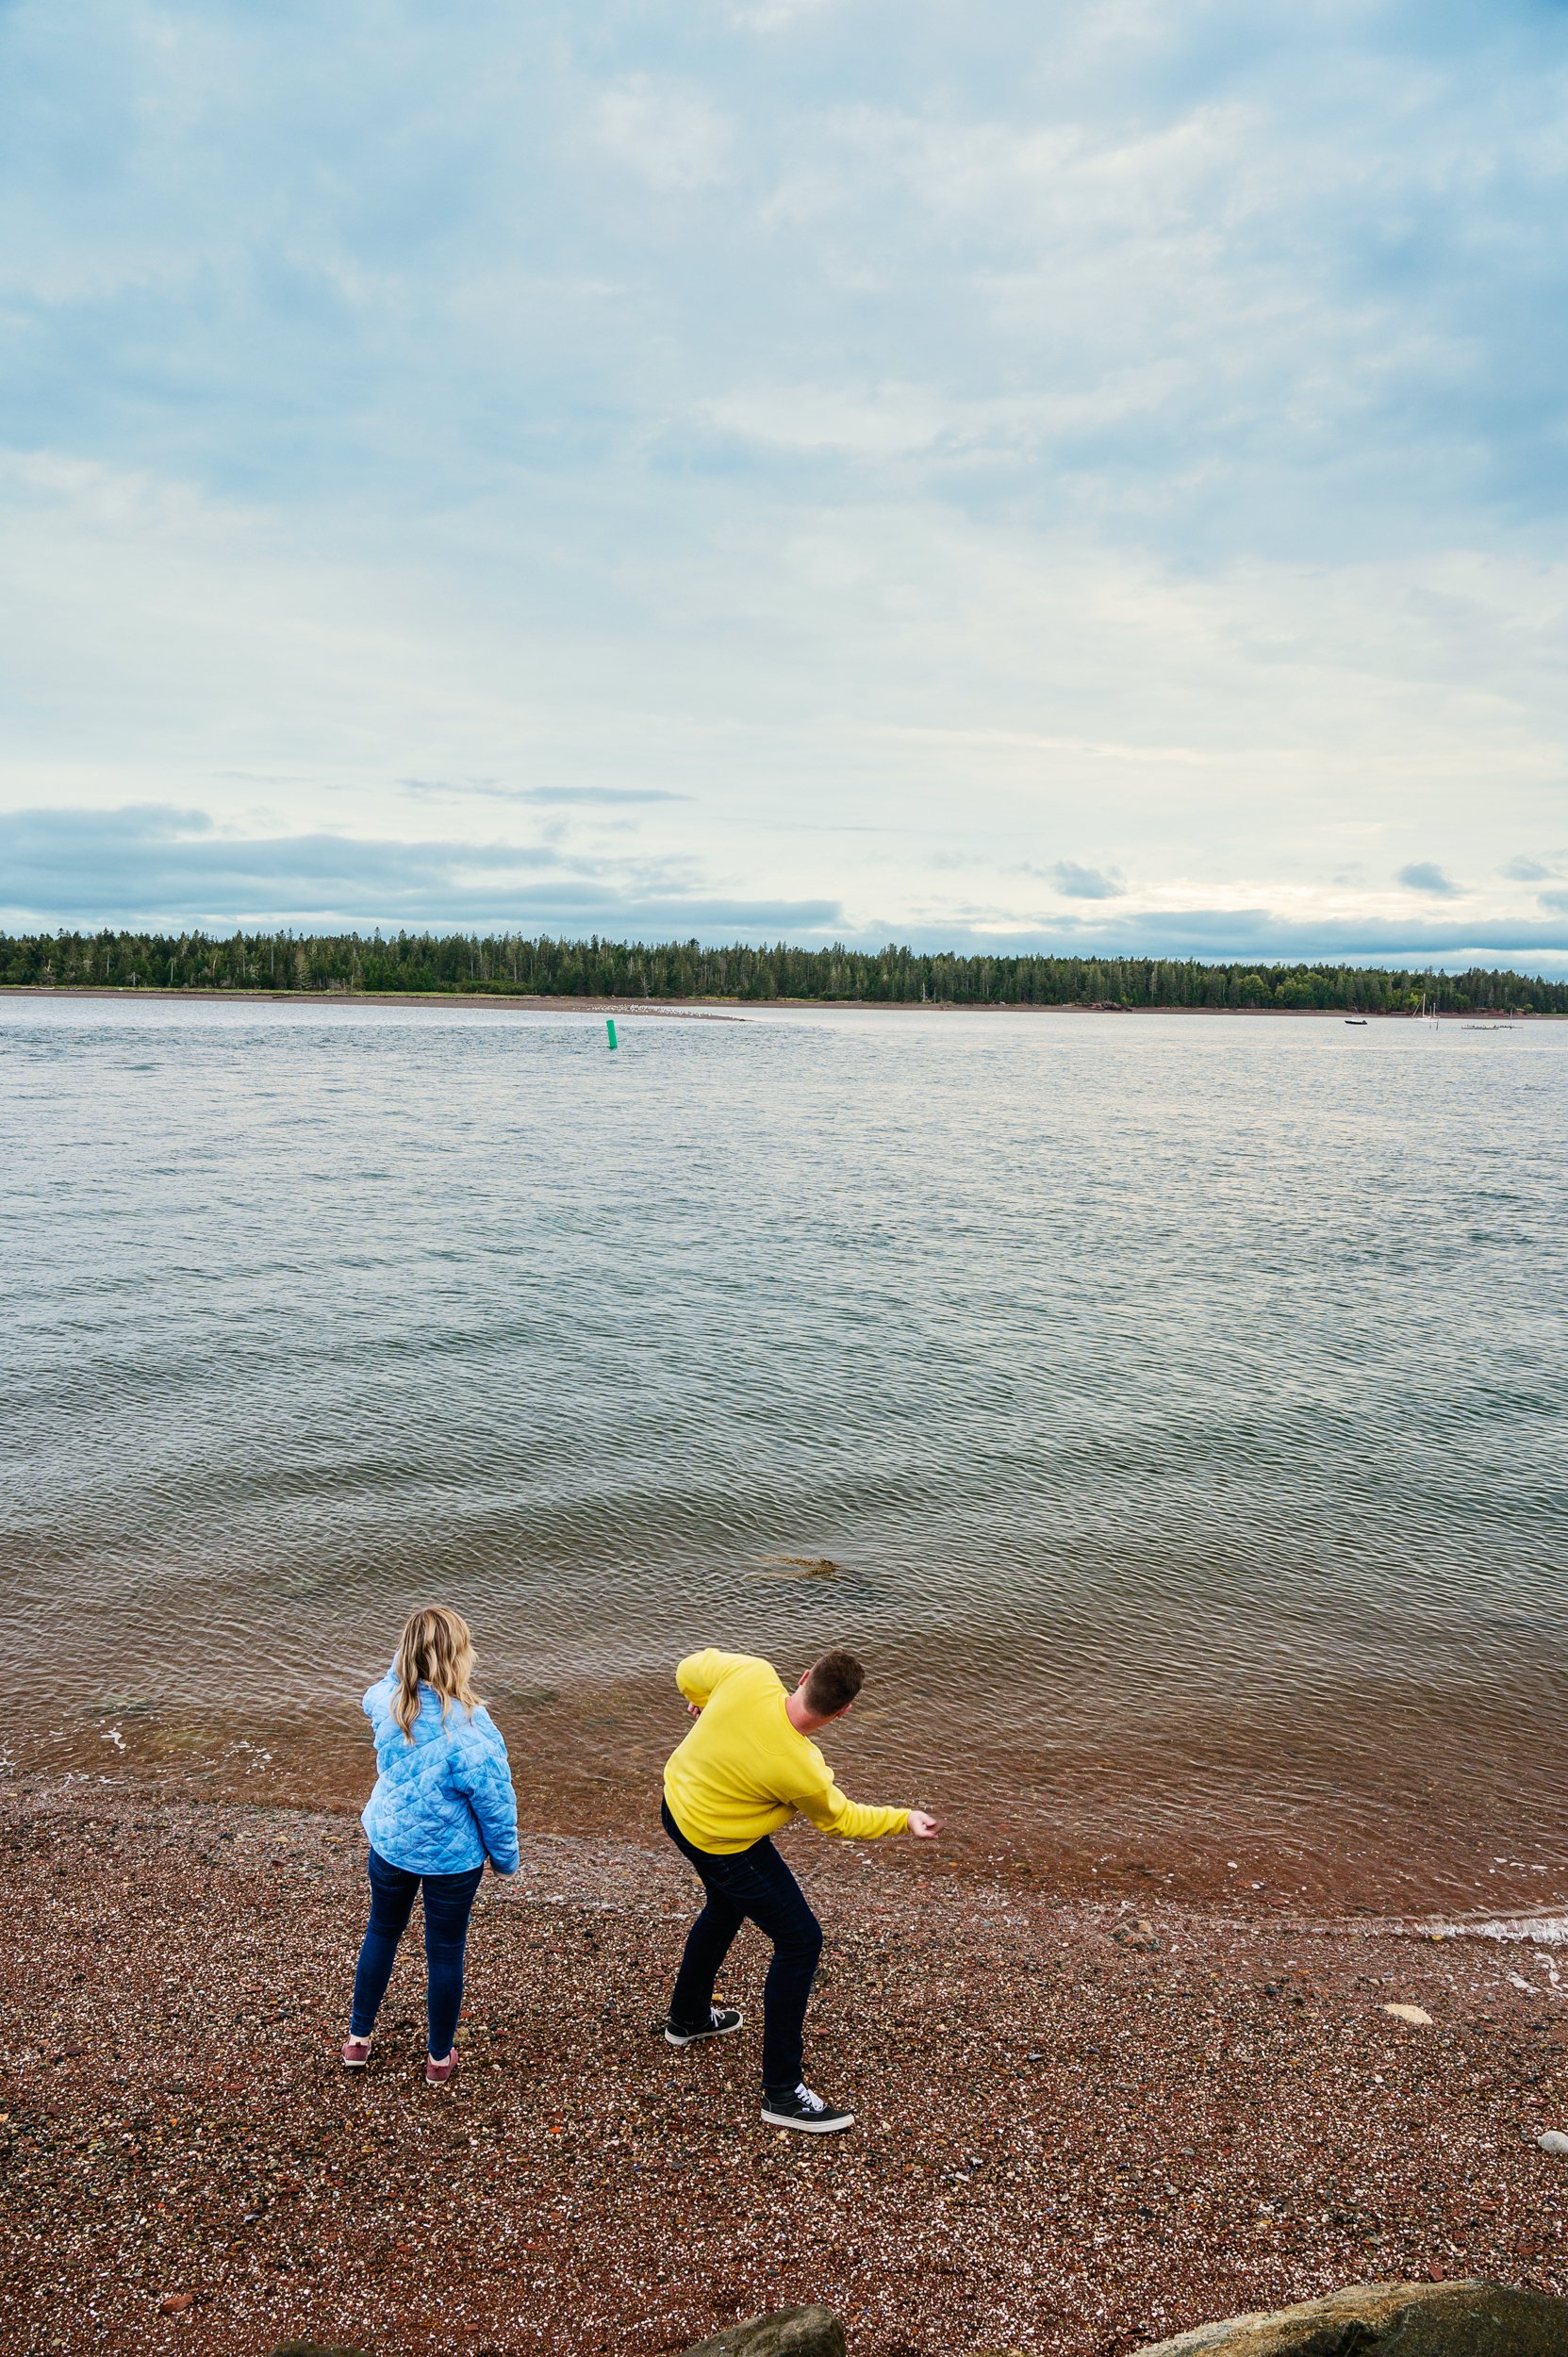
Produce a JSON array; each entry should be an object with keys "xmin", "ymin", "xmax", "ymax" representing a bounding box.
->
[{"xmin": 796, "ymin": 1772, "xmax": 940, "ymax": 1841}]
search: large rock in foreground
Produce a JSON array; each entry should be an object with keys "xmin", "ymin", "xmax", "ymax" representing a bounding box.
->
[
  {"xmin": 1132, "ymin": 2277, "xmax": 1568, "ymax": 2355},
  {"xmin": 681, "ymin": 2306, "xmax": 846, "ymax": 2357}
]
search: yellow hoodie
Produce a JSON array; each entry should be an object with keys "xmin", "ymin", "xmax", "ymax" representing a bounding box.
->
[{"xmin": 663, "ymin": 1649, "xmax": 910, "ymax": 1854}]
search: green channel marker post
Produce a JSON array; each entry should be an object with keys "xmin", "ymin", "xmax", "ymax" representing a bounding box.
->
[{"xmin": 606, "ymin": 1017, "xmax": 618, "ymax": 1050}]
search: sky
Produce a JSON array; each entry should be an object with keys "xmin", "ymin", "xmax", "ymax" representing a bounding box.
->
[{"xmin": 2, "ymin": 0, "xmax": 1567, "ymax": 965}]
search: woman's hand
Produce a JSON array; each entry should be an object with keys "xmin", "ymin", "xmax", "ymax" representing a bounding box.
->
[
  {"xmin": 907, "ymin": 1809, "xmax": 942, "ymax": 1839},
  {"xmin": 686, "ymin": 1702, "xmax": 703, "ymax": 1718}
]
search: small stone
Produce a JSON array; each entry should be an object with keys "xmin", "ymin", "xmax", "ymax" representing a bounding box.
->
[
  {"xmin": 1540, "ymin": 2130, "xmax": 1568, "ymax": 2156},
  {"xmin": 158, "ymin": 2294, "xmax": 194, "ymax": 2316},
  {"xmin": 1382, "ymin": 2003, "xmax": 1433, "ymax": 2026}
]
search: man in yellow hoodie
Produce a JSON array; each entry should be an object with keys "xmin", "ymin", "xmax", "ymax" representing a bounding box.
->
[{"xmin": 660, "ymin": 1645, "xmax": 940, "ymax": 2133}]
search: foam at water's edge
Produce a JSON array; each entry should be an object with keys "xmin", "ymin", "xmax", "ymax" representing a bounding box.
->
[{"xmin": 1437, "ymin": 1913, "xmax": 1568, "ymax": 1946}]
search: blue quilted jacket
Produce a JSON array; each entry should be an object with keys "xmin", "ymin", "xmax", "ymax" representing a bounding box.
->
[{"xmin": 360, "ymin": 1670, "xmax": 520, "ymax": 1877}]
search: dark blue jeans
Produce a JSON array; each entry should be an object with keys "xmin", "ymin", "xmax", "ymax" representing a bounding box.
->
[
  {"xmin": 662, "ymin": 1799, "xmax": 823, "ymax": 2093},
  {"xmin": 350, "ymin": 1847, "xmax": 484, "ymax": 2059}
]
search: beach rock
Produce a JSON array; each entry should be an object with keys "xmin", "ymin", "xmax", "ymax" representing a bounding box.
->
[
  {"xmin": 1538, "ymin": 2129, "xmax": 1568, "ymax": 2156},
  {"xmin": 1130, "ymin": 2278, "xmax": 1568, "ymax": 2354},
  {"xmin": 1382, "ymin": 2003, "xmax": 1433, "ymax": 2026},
  {"xmin": 1114, "ymin": 1917, "xmax": 1161, "ymax": 1953},
  {"xmin": 681, "ymin": 2306, "xmax": 846, "ymax": 2357}
]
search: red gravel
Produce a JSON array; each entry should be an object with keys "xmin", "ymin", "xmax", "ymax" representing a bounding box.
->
[{"xmin": 2, "ymin": 1780, "xmax": 1565, "ymax": 2357}]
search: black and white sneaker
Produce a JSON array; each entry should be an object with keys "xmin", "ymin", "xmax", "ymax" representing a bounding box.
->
[
  {"xmin": 760, "ymin": 2083, "xmax": 855, "ymax": 2134},
  {"xmin": 665, "ymin": 2004, "xmax": 745, "ymax": 2047}
]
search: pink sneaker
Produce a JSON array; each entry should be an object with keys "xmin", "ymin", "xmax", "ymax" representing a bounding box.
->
[
  {"xmin": 425, "ymin": 2049, "xmax": 457, "ymax": 2087},
  {"xmin": 341, "ymin": 2034, "xmax": 373, "ymax": 2069}
]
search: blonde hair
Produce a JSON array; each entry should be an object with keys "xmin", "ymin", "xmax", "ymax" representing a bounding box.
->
[{"xmin": 392, "ymin": 1605, "xmax": 478, "ymax": 1741}]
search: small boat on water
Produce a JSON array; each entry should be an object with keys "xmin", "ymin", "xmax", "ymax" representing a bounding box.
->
[{"xmin": 1345, "ymin": 1016, "xmax": 1368, "ymax": 1026}]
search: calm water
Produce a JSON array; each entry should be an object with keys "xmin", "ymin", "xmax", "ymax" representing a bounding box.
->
[{"xmin": 3, "ymin": 996, "xmax": 1565, "ymax": 1912}]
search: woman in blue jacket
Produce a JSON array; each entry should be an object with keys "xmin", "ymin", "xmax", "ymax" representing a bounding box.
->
[{"xmin": 343, "ymin": 1605, "xmax": 520, "ymax": 2086}]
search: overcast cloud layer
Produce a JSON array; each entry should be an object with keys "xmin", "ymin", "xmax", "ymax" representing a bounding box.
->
[{"xmin": 2, "ymin": 0, "xmax": 1567, "ymax": 963}]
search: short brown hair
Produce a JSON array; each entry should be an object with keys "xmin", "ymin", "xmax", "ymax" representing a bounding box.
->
[{"xmin": 803, "ymin": 1648, "xmax": 865, "ymax": 1717}]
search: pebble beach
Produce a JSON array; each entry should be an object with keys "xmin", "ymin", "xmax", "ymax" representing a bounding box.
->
[{"xmin": 4, "ymin": 1782, "xmax": 1566, "ymax": 2357}]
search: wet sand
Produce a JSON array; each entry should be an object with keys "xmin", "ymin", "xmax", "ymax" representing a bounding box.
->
[
  {"xmin": 21, "ymin": 1686, "xmax": 1568, "ymax": 1925},
  {"xmin": 3, "ymin": 1779, "xmax": 1566, "ymax": 2357}
]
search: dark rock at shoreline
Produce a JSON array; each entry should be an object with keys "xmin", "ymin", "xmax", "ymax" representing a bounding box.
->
[
  {"xmin": 1131, "ymin": 2277, "xmax": 1568, "ymax": 2354},
  {"xmin": 681, "ymin": 2306, "xmax": 846, "ymax": 2357}
]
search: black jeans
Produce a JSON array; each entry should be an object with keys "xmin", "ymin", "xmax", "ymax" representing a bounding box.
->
[
  {"xmin": 349, "ymin": 1847, "xmax": 485, "ymax": 2059},
  {"xmin": 662, "ymin": 1799, "xmax": 823, "ymax": 2092}
]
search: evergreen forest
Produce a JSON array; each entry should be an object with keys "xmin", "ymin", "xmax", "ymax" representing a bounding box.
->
[{"xmin": 2, "ymin": 930, "xmax": 1564, "ymax": 1014}]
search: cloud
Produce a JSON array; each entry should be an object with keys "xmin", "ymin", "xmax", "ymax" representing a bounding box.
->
[
  {"xmin": 917, "ymin": 907, "xmax": 1568, "ymax": 964},
  {"xmin": 1502, "ymin": 854, "xmax": 1559, "ymax": 882},
  {"xmin": 703, "ymin": 384, "xmax": 966, "ymax": 459},
  {"xmin": 0, "ymin": 803, "xmax": 563, "ymax": 919},
  {"xmin": 8, "ymin": 804, "xmax": 1568, "ymax": 967},
  {"xmin": 2, "ymin": 2, "xmax": 1568, "ymax": 964},
  {"xmin": 1081, "ymin": 910, "xmax": 1568, "ymax": 960},
  {"xmin": 592, "ymin": 76, "xmax": 734, "ymax": 193},
  {"xmin": 729, "ymin": 0, "xmax": 848, "ymax": 27},
  {"xmin": 517, "ymin": 786, "xmax": 690, "ymax": 807},
  {"xmin": 0, "ymin": 804, "xmax": 840, "ymax": 935},
  {"xmin": 399, "ymin": 781, "xmax": 688, "ymax": 807},
  {"xmin": 1397, "ymin": 862, "xmax": 1461, "ymax": 897},
  {"xmin": 1050, "ymin": 860, "xmax": 1123, "ymax": 900}
]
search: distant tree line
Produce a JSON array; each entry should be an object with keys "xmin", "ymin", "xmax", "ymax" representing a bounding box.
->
[{"xmin": 2, "ymin": 930, "xmax": 1565, "ymax": 1013}]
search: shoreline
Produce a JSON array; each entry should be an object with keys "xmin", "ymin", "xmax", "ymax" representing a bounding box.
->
[
  {"xmin": 3, "ymin": 1778, "xmax": 1566, "ymax": 2356},
  {"xmin": 20, "ymin": 1698, "xmax": 1568, "ymax": 1929},
  {"xmin": 1, "ymin": 983, "xmax": 1556, "ymax": 1018}
]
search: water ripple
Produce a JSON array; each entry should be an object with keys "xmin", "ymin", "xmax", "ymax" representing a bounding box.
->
[{"xmin": 2, "ymin": 997, "xmax": 1565, "ymax": 1904}]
